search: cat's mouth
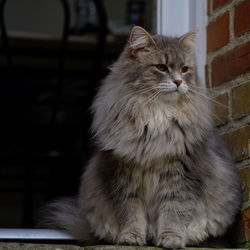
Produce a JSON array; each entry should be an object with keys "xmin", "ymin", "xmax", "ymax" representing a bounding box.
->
[
  {"xmin": 159, "ymin": 82, "xmax": 188, "ymax": 94},
  {"xmin": 160, "ymin": 84, "xmax": 180, "ymax": 93},
  {"xmin": 165, "ymin": 87, "xmax": 178, "ymax": 93}
]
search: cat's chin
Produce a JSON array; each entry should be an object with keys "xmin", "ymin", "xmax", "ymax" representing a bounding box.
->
[{"xmin": 160, "ymin": 91, "xmax": 182, "ymax": 103}]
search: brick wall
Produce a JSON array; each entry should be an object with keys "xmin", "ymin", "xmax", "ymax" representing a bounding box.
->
[{"xmin": 206, "ymin": 0, "xmax": 250, "ymax": 246}]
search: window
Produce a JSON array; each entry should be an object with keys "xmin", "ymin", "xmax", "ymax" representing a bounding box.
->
[
  {"xmin": 157, "ymin": 0, "xmax": 206, "ymax": 85},
  {"xmin": 0, "ymin": 0, "xmax": 207, "ymax": 240}
]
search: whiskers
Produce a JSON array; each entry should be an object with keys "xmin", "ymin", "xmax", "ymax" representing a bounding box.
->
[
  {"xmin": 144, "ymin": 89, "xmax": 163, "ymax": 105},
  {"xmin": 186, "ymin": 87, "xmax": 227, "ymax": 125},
  {"xmin": 115, "ymin": 85, "xmax": 165, "ymax": 106},
  {"xmin": 189, "ymin": 88, "xmax": 228, "ymax": 108},
  {"xmin": 109, "ymin": 85, "xmax": 165, "ymax": 126}
]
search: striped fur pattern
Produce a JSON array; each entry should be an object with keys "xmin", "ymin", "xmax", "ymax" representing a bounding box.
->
[{"xmin": 43, "ymin": 27, "xmax": 241, "ymax": 248}]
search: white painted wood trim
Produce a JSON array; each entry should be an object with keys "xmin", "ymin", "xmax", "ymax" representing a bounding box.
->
[
  {"xmin": 0, "ymin": 228, "xmax": 73, "ymax": 240},
  {"xmin": 157, "ymin": 0, "xmax": 207, "ymax": 85}
]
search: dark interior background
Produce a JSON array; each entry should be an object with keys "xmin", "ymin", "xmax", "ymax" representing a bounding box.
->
[{"xmin": 0, "ymin": 0, "xmax": 155, "ymax": 228}]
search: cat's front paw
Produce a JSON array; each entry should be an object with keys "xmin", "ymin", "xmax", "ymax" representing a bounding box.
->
[
  {"xmin": 117, "ymin": 231, "xmax": 146, "ymax": 246},
  {"xmin": 155, "ymin": 232, "xmax": 186, "ymax": 248}
]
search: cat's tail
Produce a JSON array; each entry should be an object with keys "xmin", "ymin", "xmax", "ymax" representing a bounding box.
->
[{"xmin": 38, "ymin": 197, "xmax": 96, "ymax": 243}]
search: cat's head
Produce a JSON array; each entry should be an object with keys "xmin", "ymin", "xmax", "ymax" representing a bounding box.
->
[{"xmin": 120, "ymin": 26, "xmax": 198, "ymax": 102}]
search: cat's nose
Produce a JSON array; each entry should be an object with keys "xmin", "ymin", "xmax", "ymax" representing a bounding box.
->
[{"xmin": 173, "ymin": 80, "xmax": 183, "ymax": 87}]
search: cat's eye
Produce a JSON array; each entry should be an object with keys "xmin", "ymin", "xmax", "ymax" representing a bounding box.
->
[
  {"xmin": 155, "ymin": 64, "xmax": 169, "ymax": 72},
  {"xmin": 181, "ymin": 66, "xmax": 189, "ymax": 73}
]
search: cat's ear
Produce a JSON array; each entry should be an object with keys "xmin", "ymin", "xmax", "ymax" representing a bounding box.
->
[
  {"xmin": 179, "ymin": 31, "xmax": 198, "ymax": 50},
  {"xmin": 129, "ymin": 26, "xmax": 155, "ymax": 57}
]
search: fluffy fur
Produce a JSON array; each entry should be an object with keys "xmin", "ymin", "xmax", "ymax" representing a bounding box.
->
[{"xmin": 42, "ymin": 26, "xmax": 241, "ymax": 248}]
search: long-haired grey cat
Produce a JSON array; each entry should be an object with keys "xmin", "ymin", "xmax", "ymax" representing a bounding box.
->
[{"xmin": 43, "ymin": 26, "xmax": 241, "ymax": 248}]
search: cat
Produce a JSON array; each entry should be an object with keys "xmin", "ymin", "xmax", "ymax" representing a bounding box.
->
[{"xmin": 42, "ymin": 26, "xmax": 241, "ymax": 248}]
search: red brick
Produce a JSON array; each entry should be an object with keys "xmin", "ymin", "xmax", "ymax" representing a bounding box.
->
[
  {"xmin": 213, "ymin": 0, "xmax": 230, "ymax": 10},
  {"xmin": 233, "ymin": 208, "xmax": 250, "ymax": 244},
  {"xmin": 223, "ymin": 125, "xmax": 250, "ymax": 162},
  {"xmin": 234, "ymin": 0, "xmax": 250, "ymax": 36},
  {"xmin": 239, "ymin": 166, "xmax": 250, "ymax": 202},
  {"xmin": 212, "ymin": 93, "xmax": 228, "ymax": 126},
  {"xmin": 207, "ymin": 0, "xmax": 211, "ymax": 14},
  {"xmin": 207, "ymin": 11, "xmax": 230, "ymax": 52},
  {"xmin": 211, "ymin": 41, "xmax": 250, "ymax": 86},
  {"xmin": 241, "ymin": 209, "xmax": 250, "ymax": 243},
  {"xmin": 232, "ymin": 82, "xmax": 250, "ymax": 119},
  {"xmin": 205, "ymin": 64, "xmax": 210, "ymax": 88}
]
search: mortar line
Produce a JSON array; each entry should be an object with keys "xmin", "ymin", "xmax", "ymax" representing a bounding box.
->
[
  {"xmin": 228, "ymin": 88, "xmax": 233, "ymax": 122},
  {"xmin": 229, "ymin": 4, "xmax": 235, "ymax": 41},
  {"xmin": 237, "ymin": 159, "xmax": 250, "ymax": 170},
  {"xmin": 207, "ymin": 72, "xmax": 250, "ymax": 96},
  {"xmin": 207, "ymin": 0, "xmax": 245, "ymax": 24},
  {"xmin": 207, "ymin": 30, "xmax": 250, "ymax": 64},
  {"xmin": 216, "ymin": 115, "xmax": 250, "ymax": 135}
]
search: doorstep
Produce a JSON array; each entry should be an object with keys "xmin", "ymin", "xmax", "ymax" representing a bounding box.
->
[{"xmin": 0, "ymin": 243, "xmax": 248, "ymax": 250}]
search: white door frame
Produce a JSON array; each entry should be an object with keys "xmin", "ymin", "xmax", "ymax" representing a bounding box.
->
[{"xmin": 157, "ymin": 0, "xmax": 207, "ymax": 85}]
